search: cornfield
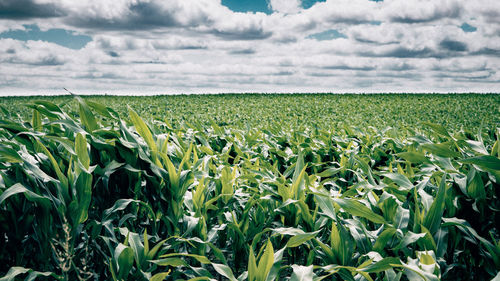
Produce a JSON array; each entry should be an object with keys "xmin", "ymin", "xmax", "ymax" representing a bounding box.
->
[{"xmin": 0, "ymin": 94, "xmax": 499, "ymax": 280}]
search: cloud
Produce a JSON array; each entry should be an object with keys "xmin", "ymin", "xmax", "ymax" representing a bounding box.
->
[
  {"xmin": 0, "ymin": 0, "xmax": 499, "ymax": 94},
  {"xmin": 302, "ymin": 0, "xmax": 378, "ymax": 24},
  {"xmin": 0, "ymin": 39, "xmax": 68, "ymax": 65},
  {"xmin": 322, "ymin": 65, "xmax": 376, "ymax": 71},
  {"xmin": 107, "ymin": 51, "xmax": 119, "ymax": 57},
  {"xmin": 0, "ymin": 0, "xmax": 63, "ymax": 19},
  {"xmin": 268, "ymin": 0, "xmax": 302, "ymax": 14},
  {"xmin": 62, "ymin": 1, "xmax": 197, "ymax": 30},
  {"xmin": 439, "ymin": 40, "xmax": 467, "ymax": 52},
  {"xmin": 384, "ymin": 0, "xmax": 462, "ymax": 23},
  {"xmin": 229, "ymin": 48, "xmax": 256, "ymax": 55},
  {"xmin": 0, "ymin": 24, "xmax": 92, "ymax": 50},
  {"xmin": 307, "ymin": 29, "xmax": 347, "ymax": 40}
]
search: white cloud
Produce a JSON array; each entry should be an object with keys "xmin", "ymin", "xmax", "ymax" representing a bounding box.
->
[
  {"xmin": 382, "ymin": 0, "xmax": 463, "ymax": 23},
  {"xmin": 0, "ymin": 0, "xmax": 499, "ymax": 95},
  {"xmin": 269, "ymin": 0, "xmax": 302, "ymax": 14}
]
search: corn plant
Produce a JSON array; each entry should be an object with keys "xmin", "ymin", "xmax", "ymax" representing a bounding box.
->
[{"xmin": 0, "ymin": 94, "xmax": 498, "ymax": 280}]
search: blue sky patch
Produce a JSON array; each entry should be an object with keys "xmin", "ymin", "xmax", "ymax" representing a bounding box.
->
[
  {"xmin": 307, "ymin": 29, "xmax": 347, "ymax": 41},
  {"xmin": 221, "ymin": 0, "xmax": 271, "ymax": 14},
  {"xmin": 460, "ymin": 23, "xmax": 477, "ymax": 33},
  {"xmin": 0, "ymin": 24, "xmax": 92, "ymax": 49},
  {"xmin": 222, "ymin": 0, "xmax": 328, "ymax": 13},
  {"xmin": 301, "ymin": 0, "xmax": 326, "ymax": 9}
]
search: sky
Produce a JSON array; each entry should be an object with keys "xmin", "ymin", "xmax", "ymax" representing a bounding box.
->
[{"xmin": 0, "ymin": 0, "xmax": 499, "ymax": 95}]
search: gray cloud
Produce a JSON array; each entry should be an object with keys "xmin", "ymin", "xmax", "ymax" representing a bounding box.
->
[
  {"xmin": 386, "ymin": 62, "xmax": 415, "ymax": 71},
  {"xmin": 387, "ymin": 1, "xmax": 462, "ymax": 23},
  {"xmin": 76, "ymin": 72, "xmax": 126, "ymax": 80},
  {"xmin": 439, "ymin": 40, "xmax": 467, "ymax": 52},
  {"xmin": 471, "ymin": 48, "xmax": 500, "ymax": 56},
  {"xmin": 0, "ymin": 0, "xmax": 499, "ymax": 94},
  {"xmin": 363, "ymin": 47, "xmax": 434, "ymax": 58},
  {"xmin": 153, "ymin": 42, "xmax": 207, "ymax": 50},
  {"xmin": 0, "ymin": 0, "xmax": 63, "ymax": 19},
  {"xmin": 272, "ymin": 71, "xmax": 294, "ymax": 76},
  {"xmin": 229, "ymin": 48, "xmax": 256, "ymax": 55},
  {"xmin": 322, "ymin": 65, "xmax": 377, "ymax": 71},
  {"xmin": 435, "ymin": 71, "xmax": 495, "ymax": 80},
  {"xmin": 211, "ymin": 29, "xmax": 272, "ymax": 40},
  {"xmin": 108, "ymin": 51, "xmax": 119, "ymax": 58},
  {"xmin": 306, "ymin": 72, "xmax": 334, "ymax": 77},
  {"xmin": 65, "ymin": 2, "xmax": 180, "ymax": 30},
  {"xmin": 4, "ymin": 54, "xmax": 66, "ymax": 65},
  {"xmin": 353, "ymin": 37, "xmax": 398, "ymax": 45}
]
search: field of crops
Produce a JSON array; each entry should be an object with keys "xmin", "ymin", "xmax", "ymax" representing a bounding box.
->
[
  {"xmin": 0, "ymin": 94, "xmax": 499, "ymax": 281},
  {"xmin": 1, "ymin": 94, "xmax": 499, "ymax": 133}
]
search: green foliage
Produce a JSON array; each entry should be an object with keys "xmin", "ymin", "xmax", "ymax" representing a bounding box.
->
[
  {"xmin": 0, "ymin": 93, "xmax": 498, "ymax": 133},
  {"xmin": 0, "ymin": 94, "xmax": 499, "ymax": 280}
]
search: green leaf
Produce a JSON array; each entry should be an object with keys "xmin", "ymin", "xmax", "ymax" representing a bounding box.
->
[
  {"xmin": 77, "ymin": 96, "xmax": 98, "ymax": 132},
  {"xmin": 115, "ymin": 244, "xmax": 134, "ymax": 280},
  {"xmin": 0, "ymin": 267, "xmax": 30, "ymax": 281},
  {"xmin": 248, "ymin": 246, "xmax": 258, "ymax": 281},
  {"xmin": 86, "ymin": 100, "xmax": 116, "ymax": 119},
  {"xmin": 292, "ymin": 150, "xmax": 305, "ymax": 183},
  {"xmin": 383, "ymin": 173, "xmax": 413, "ymax": 190},
  {"xmin": 146, "ymin": 239, "xmax": 167, "ymax": 261},
  {"xmin": 159, "ymin": 253, "xmax": 210, "ymax": 264},
  {"xmin": 459, "ymin": 156, "xmax": 500, "ymax": 171},
  {"xmin": 31, "ymin": 108, "xmax": 42, "ymax": 130},
  {"xmin": 333, "ymin": 198, "xmax": 385, "ymax": 224},
  {"xmin": 291, "ymin": 166, "xmax": 307, "ymax": 200},
  {"xmin": 0, "ymin": 268, "xmax": 58, "ymax": 281},
  {"xmin": 150, "ymin": 272, "xmax": 170, "ymax": 281},
  {"xmin": 74, "ymin": 172, "xmax": 92, "ymax": 224},
  {"xmin": 104, "ymin": 199, "xmax": 140, "ymax": 218},
  {"xmin": 422, "ymin": 174, "xmax": 446, "ymax": 236},
  {"xmin": 0, "ymin": 183, "xmax": 51, "ymax": 210},
  {"xmin": 0, "ymin": 146, "xmax": 23, "ymax": 163},
  {"xmin": 394, "ymin": 232, "xmax": 427, "ymax": 251},
  {"xmin": 25, "ymin": 271, "xmax": 58, "ymax": 281},
  {"xmin": 467, "ymin": 168, "xmax": 486, "ymax": 199},
  {"xmin": 442, "ymin": 217, "xmax": 496, "ymax": 252},
  {"xmin": 212, "ymin": 263, "xmax": 237, "ymax": 281},
  {"xmin": 314, "ymin": 193, "xmax": 337, "ymax": 220},
  {"xmin": 128, "ymin": 106, "xmax": 159, "ymax": 164},
  {"xmin": 421, "ymin": 143, "xmax": 459, "ymax": 158},
  {"xmin": 75, "ymin": 133, "xmax": 90, "ymax": 170},
  {"xmin": 151, "ymin": 258, "xmax": 187, "ymax": 267},
  {"xmin": 128, "ymin": 232, "xmax": 145, "ymax": 270},
  {"xmin": 34, "ymin": 140, "xmax": 69, "ymax": 200},
  {"xmin": 317, "ymin": 167, "xmax": 341, "ymax": 178},
  {"xmin": 397, "ymin": 152, "xmax": 429, "ymax": 164},
  {"xmin": 360, "ymin": 257, "xmax": 402, "ymax": 273},
  {"xmin": 422, "ymin": 122, "xmax": 451, "ymax": 138},
  {"xmin": 256, "ymin": 239, "xmax": 274, "ymax": 281},
  {"xmin": 330, "ymin": 222, "xmax": 354, "ymax": 266},
  {"xmin": 286, "ymin": 231, "xmax": 320, "ymax": 248},
  {"xmin": 143, "ymin": 229, "xmax": 149, "ymax": 257},
  {"xmin": 372, "ymin": 228, "xmax": 397, "ymax": 253}
]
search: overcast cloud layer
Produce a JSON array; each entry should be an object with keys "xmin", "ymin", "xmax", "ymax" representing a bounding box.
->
[{"xmin": 0, "ymin": 0, "xmax": 499, "ymax": 95}]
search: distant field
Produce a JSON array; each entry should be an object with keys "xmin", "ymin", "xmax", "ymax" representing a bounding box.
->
[
  {"xmin": 0, "ymin": 94, "xmax": 499, "ymax": 280},
  {"xmin": 0, "ymin": 93, "xmax": 498, "ymax": 133}
]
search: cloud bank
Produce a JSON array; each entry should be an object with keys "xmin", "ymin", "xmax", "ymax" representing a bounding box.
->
[{"xmin": 0, "ymin": 0, "xmax": 499, "ymax": 95}]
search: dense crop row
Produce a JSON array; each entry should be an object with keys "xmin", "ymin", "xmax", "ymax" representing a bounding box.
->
[
  {"xmin": 0, "ymin": 95, "xmax": 499, "ymax": 280},
  {"xmin": 0, "ymin": 94, "xmax": 498, "ymax": 133}
]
